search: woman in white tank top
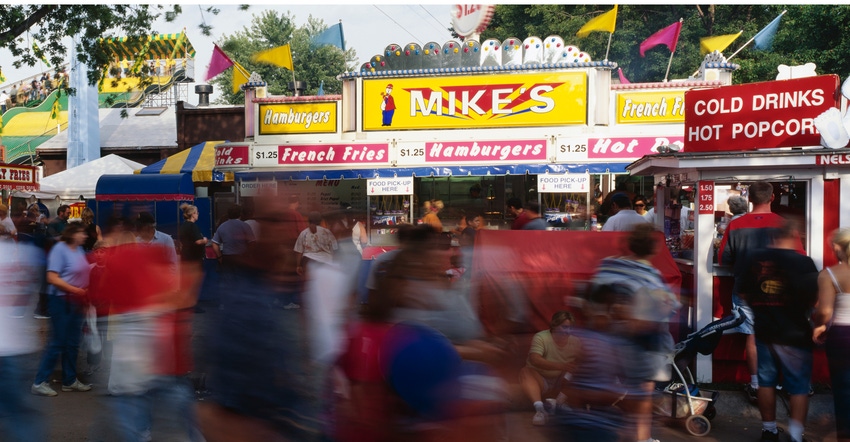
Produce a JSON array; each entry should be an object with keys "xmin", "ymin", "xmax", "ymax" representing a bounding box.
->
[{"xmin": 813, "ymin": 227, "xmax": 850, "ymax": 442}]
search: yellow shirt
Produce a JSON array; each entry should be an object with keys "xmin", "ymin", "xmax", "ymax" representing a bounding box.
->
[
  {"xmin": 526, "ymin": 329, "xmax": 581, "ymax": 379},
  {"xmin": 422, "ymin": 212, "xmax": 442, "ymax": 233}
]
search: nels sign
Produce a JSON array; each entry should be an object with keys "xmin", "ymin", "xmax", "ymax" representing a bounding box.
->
[{"xmin": 363, "ymin": 72, "xmax": 587, "ymax": 130}]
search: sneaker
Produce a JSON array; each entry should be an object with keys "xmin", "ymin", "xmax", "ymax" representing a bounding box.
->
[
  {"xmin": 545, "ymin": 398, "xmax": 557, "ymax": 415},
  {"xmin": 744, "ymin": 384, "xmax": 759, "ymax": 404},
  {"xmin": 760, "ymin": 430, "xmax": 779, "ymax": 442},
  {"xmin": 532, "ymin": 410, "xmax": 547, "ymax": 426},
  {"xmin": 284, "ymin": 302, "xmax": 301, "ymax": 310},
  {"xmin": 61, "ymin": 379, "xmax": 92, "ymax": 392},
  {"xmin": 809, "ymin": 385, "xmax": 815, "ymax": 397},
  {"xmin": 31, "ymin": 382, "xmax": 58, "ymax": 397}
]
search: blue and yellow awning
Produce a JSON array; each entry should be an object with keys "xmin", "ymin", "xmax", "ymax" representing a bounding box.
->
[
  {"xmin": 137, "ymin": 141, "xmax": 233, "ymax": 183},
  {"xmin": 102, "ymin": 31, "xmax": 195, "ymax": 61}
]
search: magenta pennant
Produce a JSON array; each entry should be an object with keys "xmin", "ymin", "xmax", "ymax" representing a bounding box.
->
[
  {"xmin": 205, "ymin": 44, "xmax": 235, "ymax": 81},
  {"xmin": 639, "ymin": 20, "xmax": 683, "ymax": 57},
  {"xmin": 617, "ymin": 67, "xmax": 631, "ymax": 84}
]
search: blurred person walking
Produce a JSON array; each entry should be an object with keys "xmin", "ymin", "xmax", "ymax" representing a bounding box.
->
[
  {"xmin": 32, "ymin": 222, "xmax": 92, "ymax": 396},
  {"xmin": 813, "ymin": 227, "xmax": 850, "ymax": 442},
  {"xmin": 88, "ymin": 230, "xmax": 197, "ymax": 441},
  {"xmin": 592, "ymin": 224, "xmax": 681, "ymax": 442},
  {"xmin": 0, "ymin": 237, "xmax": 47, "ymax": 440},
  {"xmin": 198, "ymin": 194, "xmax": 325, "ymax": 441},
  {"xmin": 136, "ymin": 211, "xmax": 178, "ymax": 274},
  {"xmin": 211, "ymin": 205, "xmax": 255, "ymax": 310}
]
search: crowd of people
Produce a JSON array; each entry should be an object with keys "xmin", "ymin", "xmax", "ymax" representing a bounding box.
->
[
  {"xmin": 0, "ymin": 181, "xmax": 849, "ymax": 441},
  {"xmin": 1, "ymin": 69, "xmax": 68, "ymax": 114}
]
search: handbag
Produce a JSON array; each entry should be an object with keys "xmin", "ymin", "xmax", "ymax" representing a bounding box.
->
[{"xmin": 83, "ymin": 305, "xmax": 102, "ymax": 354}]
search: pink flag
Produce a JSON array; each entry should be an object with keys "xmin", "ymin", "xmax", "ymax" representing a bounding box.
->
[
  {"xmin": 205, "ymin": 44, "xmax": 235, "ymax": 81},
  {"xmin": 639, "ymin": 20, "xmax": 682, "ymax": 57},
  {"xmin": 617, "ymin": 68, "xmax": 631, "ymax": 84}
]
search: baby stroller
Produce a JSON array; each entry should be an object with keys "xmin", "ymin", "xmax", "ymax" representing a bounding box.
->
[{"xmin": 653, "ymin": 310, "xmax": 745, "ymax": 436}]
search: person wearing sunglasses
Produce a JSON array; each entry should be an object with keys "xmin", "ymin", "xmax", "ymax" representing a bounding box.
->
[{"xmin": 633, "ymin": 195, "xmax": 651, "ymax": 220}]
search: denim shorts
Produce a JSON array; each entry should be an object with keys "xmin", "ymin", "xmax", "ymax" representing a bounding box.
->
[
  {"xmin": 731, "ymin": 294, "xmax": 755, "ymax": 335},
  {"xmin": 756, "ymin": 340, "xmax": 813, "ymax": 395}
]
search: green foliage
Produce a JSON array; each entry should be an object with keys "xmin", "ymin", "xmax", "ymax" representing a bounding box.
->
[
  {"xmin": 210, "ymin": 11, "xmax": 356, "ymax": 105},
  {"xmin": 483, "ymin": 4, "xmax": 850, "ymax": 84}
]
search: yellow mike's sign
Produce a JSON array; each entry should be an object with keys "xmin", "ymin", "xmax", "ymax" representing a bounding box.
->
[
  {"xmin": 363, "ymin": 72, "xmax": 587, "ymax": 131},
  {"xmin": 615, "ymin": 91, "xmax": 686, "ymax": 124},
  {"xmin": 258, "ymin": 102, "xmax": 338, "ymax": 135}
]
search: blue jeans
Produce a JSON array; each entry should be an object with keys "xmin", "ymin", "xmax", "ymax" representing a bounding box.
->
[
  {"xmin": 110, "ymin": 376, "xmax": 200, "ymax": 442},
  {"xmin": 755, "ymin": 340, "xmax": 812, "ymax": 394},
  {"xmin": 0, "ymin": 354, "xmax": 46, "ymax": 441},
  {"xmin": 34, "ymin": 295, "xmax": 84, "ymax": 385}
]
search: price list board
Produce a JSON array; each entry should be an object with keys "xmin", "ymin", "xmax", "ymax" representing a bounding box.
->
[{"xmin": 698, "ymin": 180, "xmax": 715, "ymax": 215}]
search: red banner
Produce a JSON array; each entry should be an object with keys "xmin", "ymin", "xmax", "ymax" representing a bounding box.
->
[
  {"xmin": 215, "ymin": 144, "xmax": 250, "ymax": 167},
  {"xmin": 684, "ymin": 75, "xmax": 839, "ymax": 152}
]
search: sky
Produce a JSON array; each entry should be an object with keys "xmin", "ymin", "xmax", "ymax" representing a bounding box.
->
[{"xmin": 0, "ymin": 3, "xmax": 460, "ymax": 104}]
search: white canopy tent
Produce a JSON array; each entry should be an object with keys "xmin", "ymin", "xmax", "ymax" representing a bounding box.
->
[{"xmin": 13, "ymin": 154, "xmax": 146, "ymax": 201}]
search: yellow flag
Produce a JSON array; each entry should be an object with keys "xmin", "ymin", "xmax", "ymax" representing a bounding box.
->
[
  {"xmin": 576, "ymin": 5, "xmax": 618, "ymax": 38},
  {"xmin": 700, "ymin": 31, "xmax": 742, "ymax": 55},
  {"xmin": 252, "ymin": 44, "xmax": 293, "ymax": 70},
  {"xmin": 232, "ymin": 62, "xmax": 250, "ymax": 94},
  {"xmin": 50, "ymin": 97, "xmax": 61, "ymax": 120}
]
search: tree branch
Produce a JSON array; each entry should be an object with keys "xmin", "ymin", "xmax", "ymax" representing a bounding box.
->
[{"xmin": 0, "ymin": 5, "xmax": 58, "ymax": 46}]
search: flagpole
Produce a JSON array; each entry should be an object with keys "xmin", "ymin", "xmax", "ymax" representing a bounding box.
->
[
  {"xmin": 664, "ymin": 18, "xmax": 683, "ymax": 82},
  {"xmin": 727, "ymin": 10, "xmax": 785, "ymax": 62},
  {"xmin": 604, "ymin": 32, "xmax": 613, "ymax": 62}
]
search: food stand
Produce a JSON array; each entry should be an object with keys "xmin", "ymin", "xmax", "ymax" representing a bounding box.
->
[
  {"xmin": 627, "ymin": 73, "xmax": 848, "ymax": 383},
  {"xmin": 214, "ymin": 33, "xmax": 737, "ymax": 239}
]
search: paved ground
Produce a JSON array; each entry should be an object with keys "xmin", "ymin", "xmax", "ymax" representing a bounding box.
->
[{"xmin": 17, "ymin": 301, "xmax": 841, "ymax": 441}]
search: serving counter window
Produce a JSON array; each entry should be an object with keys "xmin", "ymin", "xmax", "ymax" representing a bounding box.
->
[
  {"xmin": 659, "ymin": 180, "xmax": 810, "ymax": 263},
  {"xmin": 414, "ymin": 175, "xmax": 538, "ymax": 230}
]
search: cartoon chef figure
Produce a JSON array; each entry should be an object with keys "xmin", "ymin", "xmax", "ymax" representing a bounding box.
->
[{"xmin": 380, "ymin": 83, "xmax": 395, "ymax": 127}]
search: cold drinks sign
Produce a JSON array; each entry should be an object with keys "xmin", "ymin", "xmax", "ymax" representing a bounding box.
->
[{"xmin": 684, "ymin": 75, "xmax": 839, "ymax": 152}]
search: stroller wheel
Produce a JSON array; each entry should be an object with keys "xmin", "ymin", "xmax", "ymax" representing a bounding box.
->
[
  {"xmin": 703, "ymin": 406, "xmax": 716, "ymax": 421},
  {"xmin": 685, "ymin": 415, "xmax": 711, "ymax": 437}
]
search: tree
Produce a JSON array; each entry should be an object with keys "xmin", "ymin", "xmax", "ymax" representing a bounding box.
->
[
  {"xmin": 0, "ymin": 5, "xmax": 243, "ymax": 86},
  {"xmin": 482, "ymin": 5, "xmax": 850, "ymax": 84},
  {"xmin": 210, "ymin": 11, "xmax": 356, "ymax": 105}
]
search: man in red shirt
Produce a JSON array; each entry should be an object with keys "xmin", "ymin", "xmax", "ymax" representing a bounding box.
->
[
  {"xmin": 717, "ymin": 181, "xmax": 805, "ymax": 404},
  {"xmin": 507, "ymin": 198, "xmax": 530, "ymax": 230}
]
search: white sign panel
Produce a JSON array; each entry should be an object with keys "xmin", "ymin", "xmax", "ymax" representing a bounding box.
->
[
  {"xmin": 367, "ymin": 177, "xmax": 414, "ymax": 196},
  {"xmin": 451, "ymin": 5, "xmax": 495, "ymax": 37},
  {"xmin": 239, "ymin": 181, "xmax": 278, "ymax": 197},
  {"xmin": 395, "ymin": 141, "xmax": 427, "ymax": 165},
  {"xmin": 554, "ymin": 137, "xmax": 590, "ymax": 162},
  {"xmin": 537, "ymin": 173, "xmax": 591, "ymax": 193}
]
